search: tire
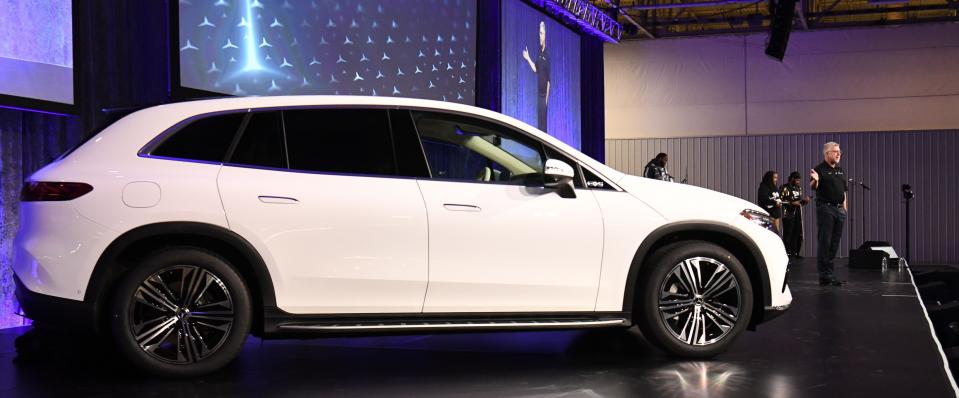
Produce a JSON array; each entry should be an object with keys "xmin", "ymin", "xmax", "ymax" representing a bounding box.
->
[
  {"xmin": 636, "ymin": 241, "xmax": 753, "ymax": 358},
  {"xmin": 109, "ymin": 247, "xmax": 252, "ymax": 376}
]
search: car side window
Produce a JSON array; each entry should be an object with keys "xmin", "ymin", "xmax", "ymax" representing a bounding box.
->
[
  {"xmin": 151, "ymin": 112, "xmax": 246, "ymax": 162},
  {"xmin": 283, "ymin": 108, "xmax": 396, "ymax": 176},
  {"xmin": 412, "ymin": 111, "xmax": 544, "ymax": 185},
  {"xmin": 229, "ymin": 111, "xmax": 287, "ymax": 169}
]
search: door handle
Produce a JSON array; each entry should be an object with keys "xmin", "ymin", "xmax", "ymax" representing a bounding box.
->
[
  {"xmin": 258, "ymin": 195, "xmax": 299, "ymax": 204},
  {"xmin": 443, "ymin": 203, "xmax": 481, "ymax": 212}
]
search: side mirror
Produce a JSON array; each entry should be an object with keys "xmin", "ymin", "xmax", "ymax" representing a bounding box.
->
[{"xmin": 544, "ymin": 159, "xmax": 576, "ymax": 198}]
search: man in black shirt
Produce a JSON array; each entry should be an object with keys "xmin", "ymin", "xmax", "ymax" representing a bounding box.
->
[
  {"xmin": 780, "ymin": 171, "xmax": 810, "ymax": 258},
  {"xmin": 523, "ymin": 21, "xmax": 550, "ymax": 132},
  {"xmin": 810, "ymin": 142, "xmax": 848, "ymax": 286}
]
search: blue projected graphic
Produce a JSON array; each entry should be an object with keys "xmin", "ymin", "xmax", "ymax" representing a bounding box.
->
[
  {"xmin": 501, "ymin": 0, "xmax": 581, "ymax": 149},
  {"xmin": 179, "ymin": 0, "xmax": 476, "ymax": 104},
  {"xmin": 0, "ymin": 0, "xmax": 74, "ymax": 105}
]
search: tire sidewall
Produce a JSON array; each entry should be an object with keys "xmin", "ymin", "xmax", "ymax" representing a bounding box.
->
[
  {"xmin": 109, "ymin": 247, "xmax": 252, "ymax": 377},
  {"xmin": 638, "ymin": 241, "xmax": 754, "ymax": 358}
]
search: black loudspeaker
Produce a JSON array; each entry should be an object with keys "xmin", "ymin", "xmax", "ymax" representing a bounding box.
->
[
  {"xmin": 849, "ymin": 248, "xmax": 889, "ymax": 269},
  {"xmin": 860, "ymin": 241, "xmax": 892, "ymax": 249},
  {"xmin": 765, "ymin": 0, "xmax": 797, "ymax": 61}
]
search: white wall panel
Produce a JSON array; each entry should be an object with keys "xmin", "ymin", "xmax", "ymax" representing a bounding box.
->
[{"xmin": 605, "ymin": 23, "xmax": 959, "ymax": 139}]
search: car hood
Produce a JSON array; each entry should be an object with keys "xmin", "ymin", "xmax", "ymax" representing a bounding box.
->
[{"xmin": 614, "ymin": 175, "xmax": 765, "ymax": 222}]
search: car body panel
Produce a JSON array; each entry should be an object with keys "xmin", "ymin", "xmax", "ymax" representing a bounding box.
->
[
  {"xmin": 417, "ymin": 180, "xmax": 605, "ymax": 312},
  {"xmin": 218, "ymin": 165, "xmax": 430, "ymax": 314}
]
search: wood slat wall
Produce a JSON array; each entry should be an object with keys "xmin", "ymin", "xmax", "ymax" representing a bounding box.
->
[{"xmin": 606, "ymin": 130, "xmax": 959, "ymax": 265}]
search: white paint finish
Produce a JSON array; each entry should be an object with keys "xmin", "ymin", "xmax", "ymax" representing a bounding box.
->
[
  {"xmin": 545, "ymin": 158, "xmax": 576, "ymax": 179},
  {"xmin": 13, "ymin": 202, "xmax": 114, "ymax": 300},
  {"xmin": 592, "ymin": 190, "xmax": 666, "ymax": 311},
  {"xmin": 605, "ymin": 23, "xmax": 959, "ymax": 138},
  {"xmin": 419, "ymin": 180, "xmax": 605, "ymax": 312},
  {"xmin": 14, "ymin": 96, "xmax": 792, "ymax": 327},
  {"xmin": 28, "ymin": 155, "xmax": 230, "ymax": 233},
  {"xmin": 615, "ymin": 175, "xmax": 763, "ymax": 221},
  {"xmin": 726, "ymin": 213, "xmax": 791, "ymax": 308},
  {"xmin": 610, "ymin": 175, "xmax": 790, "ymax": 308},
  {"xmin": 122, "ymin": 181, "xmax": 161, "ymax": 208},
  {"xmin": 217, "ymin": 166, "xmax": 429, "ymax": 314}
]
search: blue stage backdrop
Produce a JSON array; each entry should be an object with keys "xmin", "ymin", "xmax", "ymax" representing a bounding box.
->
[
  {"xmin": 501, "ymin": 0, "xmax": 581, "ymax": 149},
  {"xmin": 178, "ymin": 0, "xmax": 476, "ymax": 104},
  {"xmin": 0, "ymin": 0, "xmax": 74, "ymax": 106}
]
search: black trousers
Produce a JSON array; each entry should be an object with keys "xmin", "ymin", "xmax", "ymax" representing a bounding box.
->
[
  {"xmin": 816, "ymin": 203, "xmax": 846, "ymax": 281},
  {"xmin": 537, "ymin": 96, "xmax": 548, "ymax": 132},
  {"xmin": 782, "ymin": 214, "xmax": 803, "ymax": 255}
]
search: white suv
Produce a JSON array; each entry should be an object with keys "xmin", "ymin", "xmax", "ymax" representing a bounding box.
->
[{"xmin": 14, "ymin": 96, "xmax": 791, "ymax": 376}]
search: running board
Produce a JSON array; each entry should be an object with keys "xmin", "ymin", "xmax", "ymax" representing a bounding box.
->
[{"xmin": 277, "ymin": 318, "xmax": 628, "ymax": 332}]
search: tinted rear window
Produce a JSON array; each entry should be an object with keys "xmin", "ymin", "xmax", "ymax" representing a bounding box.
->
[
  {"xmin": 229, "ymin": 111, "xmax": 287, "ymax": 169},
  {"xmin": 152, "ymin": 112, "xmax": 246, "ymax": 162},
  {"xmin": 283, "ymin": 108, "xmax": 396, "ymax": 176}
]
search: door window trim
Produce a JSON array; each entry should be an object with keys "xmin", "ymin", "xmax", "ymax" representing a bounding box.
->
[{"xmin": 402, "ymin": 107, "xmax": 622, "ymax": 191}]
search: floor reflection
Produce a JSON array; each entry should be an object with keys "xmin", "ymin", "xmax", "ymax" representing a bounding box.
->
[{"xmin": 653, "ymin": 362, "xmax": 748, "ymax": 398}]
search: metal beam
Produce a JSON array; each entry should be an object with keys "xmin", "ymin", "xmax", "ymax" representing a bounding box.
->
[
  {"xmin": 641, "ymin": 3, "xmax": 955, "ymax": 26},
  {"xmin": 601, "ymin": 0, "xmax": 655, "ymax": 38},
  {"xmin": 796, "ymin": 0, "xmax": 809, "ymax": 30},
  {"xmin": 631, "ymin": 14, "xmax": 959, "ymax": 39},
  {"xmin": 623, "ymin": 0, "xmax": 759, "ymax": 10}
]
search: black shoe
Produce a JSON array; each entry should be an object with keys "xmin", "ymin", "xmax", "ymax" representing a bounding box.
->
[{"xmin": 819, "ymin": 279, "xmax": 845, "ymax": 287}]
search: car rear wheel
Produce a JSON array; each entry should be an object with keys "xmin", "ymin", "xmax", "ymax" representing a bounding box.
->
[
  {"xmin": 110, "ymin": 247, "xmax": 251, "ymax": 376},
  {"xmin": 636, "ymin": 241, "xmax": 753, "ymax": 357}
]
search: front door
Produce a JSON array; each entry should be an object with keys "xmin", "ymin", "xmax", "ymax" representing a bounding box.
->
[{"xmin": 407, "ymin": 110, "xmax": 605, "ymax": 313}]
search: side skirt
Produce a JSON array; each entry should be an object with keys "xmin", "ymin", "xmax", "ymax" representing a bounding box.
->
[{"xmin": 258, "ymin": 307, "xmax": 632, "ymax": 338}]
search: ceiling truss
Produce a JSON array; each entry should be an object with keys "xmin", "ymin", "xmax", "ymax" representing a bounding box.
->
[{"xmin": 593, "ymin": 0, "xmax": 959, "ymax": 39}]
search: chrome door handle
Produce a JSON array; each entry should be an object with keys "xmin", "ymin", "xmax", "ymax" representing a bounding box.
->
[
  {"xmin": 258, "ymin": 195, "xmax": 299, "ymax": 204},
  {"xmin": 443, "ymin": 203, "xmax": 481, "ymax": 212}
]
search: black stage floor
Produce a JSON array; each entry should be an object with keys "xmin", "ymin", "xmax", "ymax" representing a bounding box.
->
[{"xmin": 1, "ymin": 258, "xmax": 956, "ymax": 398}]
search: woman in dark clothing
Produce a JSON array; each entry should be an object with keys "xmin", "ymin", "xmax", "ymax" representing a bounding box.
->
[
  {"xmin": 758, "ymin": 170, "xmax": 782, "ymax": 234},
  {"xmin": 643, "ymin": 153, "xmax": 671, "ymax": 181}
]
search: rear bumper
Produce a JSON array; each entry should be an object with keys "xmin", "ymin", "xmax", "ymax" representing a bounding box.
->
[{"xmin": 14, "ymin": 274, "xmax": 98, "ymax": 333}]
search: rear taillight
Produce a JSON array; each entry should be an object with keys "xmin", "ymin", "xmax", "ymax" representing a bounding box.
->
[{"xmin": 21, "ymin": 182, "xmax": 93, "ymax": 202}]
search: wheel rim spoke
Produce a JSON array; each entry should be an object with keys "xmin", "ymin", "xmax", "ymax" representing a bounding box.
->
[
  {"xmin": 129, "ymin": 264, "xmax": 234, "ymax": 365},
  {"xmin": 136, "ymin": 316, "xmax": 178, "ymax": 350},
  {"xmin": 659, "ymin": 256, "xmax": 742, "ymax": 347},
  {"xmin": 659, "ymin": 298, "xmax": 694, "ymax": 318},
  {"xmin": 136, "ymin": 281, "xmax": 178, "ymax": 312}
]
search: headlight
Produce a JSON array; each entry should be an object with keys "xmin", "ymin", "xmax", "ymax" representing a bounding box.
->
[{"xmin": 741, "ymin": 209, "xmax": 774, "ymax": 230}]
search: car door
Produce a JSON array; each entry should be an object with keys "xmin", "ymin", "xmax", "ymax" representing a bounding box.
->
[
  {"xmin": 405, "ymin": 110, "xmax": 605, "ymax": 313},
  {"xmin": 217, "ymin": 108, "xmax": 430, "ymax": 314}
]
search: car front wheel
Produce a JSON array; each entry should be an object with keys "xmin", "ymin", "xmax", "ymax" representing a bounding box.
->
[
  {"xmin": 110, "ymin": 247, "xmax": 251, "ymax": 376},
  {"xmin": 637, "ymin": 241, "xmax": 753, "ymax": 357}
]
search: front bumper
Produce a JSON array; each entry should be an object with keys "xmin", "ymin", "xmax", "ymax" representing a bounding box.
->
[{"xmin": 14, "ymin": 275, "xmax": 98, "ymax": 333}]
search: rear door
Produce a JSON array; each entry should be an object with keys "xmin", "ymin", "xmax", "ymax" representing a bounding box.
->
[{"xmin": 217, "ymin": 108, "xmax": 430, "ymax": 314}]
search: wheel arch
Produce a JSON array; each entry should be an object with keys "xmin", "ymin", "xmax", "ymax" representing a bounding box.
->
[
  {"xmin": 85, "ymin": 222, "xmax": 277, "ymax": 335},
  {"xmin": 622, "ymin": 222, "xmax": 771, "ymax": 328}
]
